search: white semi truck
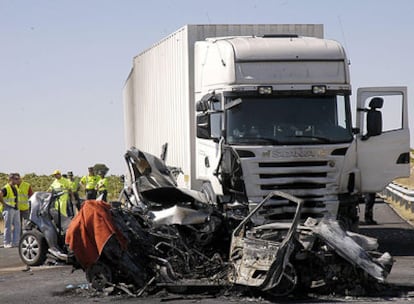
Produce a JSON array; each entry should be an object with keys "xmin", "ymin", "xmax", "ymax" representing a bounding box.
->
[{"xmin": 123, "ymin": 24, "xmax": 410, "ymax": 228}]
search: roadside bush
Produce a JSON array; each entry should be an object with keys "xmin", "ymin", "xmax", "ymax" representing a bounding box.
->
[{"xmin": 0, "ymin": 173, "xmax": 123, "ymax": 202}]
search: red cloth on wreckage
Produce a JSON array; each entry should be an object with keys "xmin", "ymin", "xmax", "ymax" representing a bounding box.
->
[{"xmin": 65, "ymin": 200, "xmax": 128, "ymax": 269}]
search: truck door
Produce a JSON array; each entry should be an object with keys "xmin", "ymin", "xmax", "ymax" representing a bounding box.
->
[{"xmin": 356, "ymin": 87, "xmax": 410, "ymax": 192}]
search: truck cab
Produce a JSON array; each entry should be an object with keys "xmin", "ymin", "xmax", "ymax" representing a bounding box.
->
[{"xmin": 194, "ymin": 35, "xmax": 410, "ymax": 227}]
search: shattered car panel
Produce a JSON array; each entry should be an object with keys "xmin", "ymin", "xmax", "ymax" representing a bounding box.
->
[
  {"xmin": 124, "ymin": 147, "xmax": 208, "ymax": 205},
  {"xmin": 66, "ymin": 147, "xmax": 394, "ymax": 297},
  {"xmin": 229, "ymin": 191, "xmax": 303, "ymax": 291},
  {"xmin": 309, "ymin": 218, "xmax": 393, "ymax": 282},
  {"xmin": 150, "ymin": 205, "xmax": 211, "ymax": 227}
]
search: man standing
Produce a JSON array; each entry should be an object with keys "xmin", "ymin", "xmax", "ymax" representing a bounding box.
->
[
  {"xmin": 16, "ymin": 174, "xmax": 34, "ymax": 225},
  {"xmin": 67, "ymin": 171, "xmax": 81, "ymax": 210},
  {"xmin": 0, "ymin": 173, "xmax": 21, "ymax": 248},
  {"xmin": 48, "ymin": 170, "xmax": 72, "ymax": 217},
  {"xmin": 96, "ymin": 171, "xmax": 108, "ymax": 201},
  {"xmin": 364, "ymin": 193, "xmax": 377, "ymax": 225},
  {"xmin": 80, "ymin": 167, "xmax": 100, "ymax": 200}
]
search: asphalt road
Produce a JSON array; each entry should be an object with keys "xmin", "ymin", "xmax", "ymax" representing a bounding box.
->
[
  {"xmin": 1, "ymin": 198, "xmax": 414, "ymax": 303},
  {"xmin": 358, "ymin": 198, "xmax": 414, "ymax": 287}
]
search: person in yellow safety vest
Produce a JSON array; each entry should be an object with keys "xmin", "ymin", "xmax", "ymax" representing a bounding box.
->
[
  {"xmin": 0, "ymin": 173, "xmax": 21, "ymax": 248},
  {"xmin": 47, "ymin": 170, "xmax": 72, "ymax": 217},
  {"xmin": 80, "ymin": 167, "xmax": 100, "ymax": 200},
  {"xmin": 67, "ymin": 171, "xmax": 81, "ymax": 210},
  {"xmin": 15, "ymin": 174, "xmax": 34, "ymax": 225},
  {"xmin": 96, "ymin": 171, "xmax": 108, "ymax": 201}
]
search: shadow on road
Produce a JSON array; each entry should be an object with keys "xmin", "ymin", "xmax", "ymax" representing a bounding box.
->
[{"xmin": 359, "ymin": 226, "xmax": 414, "ymax": 256}]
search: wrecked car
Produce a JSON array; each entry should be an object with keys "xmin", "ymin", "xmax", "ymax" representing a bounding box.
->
[
  {"xmin": 65, "ymin": 147, "xmax": 393, "ymax": 296},
  {"xmin": 19, "ymin": 191, "xmax": 75, "ymax": 266}
]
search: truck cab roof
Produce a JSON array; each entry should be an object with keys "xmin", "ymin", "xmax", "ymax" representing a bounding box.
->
[
  {"xmin": 221, "ymin": 36, "xmax": 346, "ymax": 61},
  {"xmin": 196, "ymin": 35, "xmax": 350, "ymax": 88}
]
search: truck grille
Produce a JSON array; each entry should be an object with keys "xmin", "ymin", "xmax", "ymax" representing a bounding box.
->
[{"xmin": 238, "ymin": 149, "xmax": 340, "ymax": 223}]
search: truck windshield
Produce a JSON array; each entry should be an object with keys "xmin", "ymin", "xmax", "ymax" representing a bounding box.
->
[{"xmin": 226, "ymin": 95, "xmax": 353, "ymax": 145}]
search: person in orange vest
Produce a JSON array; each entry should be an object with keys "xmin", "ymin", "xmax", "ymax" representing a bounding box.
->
[
  {"xmin": 15, "ymin": 174, "xmax": 34, "ymax": 225},
  {"xmin": 0, "ymin": 173, "xmax": 21, "ymax": 248},
  {"xmin": 80, "ymin": 167, "xmax": 100, "ymax": 200}
]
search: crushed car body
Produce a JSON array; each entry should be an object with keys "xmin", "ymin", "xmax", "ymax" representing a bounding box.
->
[
  {"xmin": 64, "ymin": 147, "xmax": 394, "ymax": 296},
  {"xmin": 19, "ymin": 191, "xmax": 75, "ymax": 266}
]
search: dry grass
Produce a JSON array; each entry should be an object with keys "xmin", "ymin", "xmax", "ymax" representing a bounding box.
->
[
  {"xmin": 387, "ymin": 160, "xmax": 414, "ymax": 224},
  {"xmin": 387, "ymin": 199, "xmax": 414, "ymax": 224},
  {"xmin": 394, "ymin": 162, "xmax": 414, "ymax": 189}
]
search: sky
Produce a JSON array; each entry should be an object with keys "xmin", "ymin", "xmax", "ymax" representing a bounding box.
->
[{"xmin": 1, "ymin": 0, "xmax": 413, "ymax": 176}]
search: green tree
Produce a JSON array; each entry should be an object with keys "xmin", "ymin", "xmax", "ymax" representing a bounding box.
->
[{"xmin": 93, "ymin": 163, "xmax": 109, "ymax": 175}]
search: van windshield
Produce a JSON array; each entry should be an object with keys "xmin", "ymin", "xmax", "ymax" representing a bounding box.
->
[{"xmin": 226, "ymin": 95, "xmax": 353, "ymax": 145}]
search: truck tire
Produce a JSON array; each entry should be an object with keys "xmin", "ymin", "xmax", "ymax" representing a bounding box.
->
[
  {"xmin": 19, "ymin": 230, "xmax": 48, "ymax": 266},
  {"xmin": 337, "ymin": 200, "xmax": 359, "ymax": 232},
  {"xmin": 201, "ymin": 182, "xmax": 217, "ymax": 205}
]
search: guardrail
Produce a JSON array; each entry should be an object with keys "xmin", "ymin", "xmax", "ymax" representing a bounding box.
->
[{"xmin": 382, "ymin": 182, "xmax": 414, "ymax": 213}]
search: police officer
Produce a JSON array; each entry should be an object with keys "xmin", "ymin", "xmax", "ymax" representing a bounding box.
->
[
  {"xmin": 48, "ymin": 170, "xmax": 72, "ymax": 217},
  {"xmin": 80, "ymin": 167, "xmax": 100, "ymax": 199},
  {"xmin": 15, "ymin": 174, "xmax": 33, "ymax": 225},
  {"xmin": 67, "ymin": 171, "xmax": 81, "ymax": 210},
  {"xmin": 0, "ymin": 173, "xmax": 21, "ymax": 248},
  {"xmin": 96, "ymin": 171, "xmax": 108, "ymax": 201}
]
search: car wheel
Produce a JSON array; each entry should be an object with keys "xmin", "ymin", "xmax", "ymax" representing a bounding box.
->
[
  {"xmin": 267, "ymin": 263, "xmax": 298, "ymax": 297},
  {"xmin": 86, "ymin": 262, "xmax": 113, "ymax": 291},
  {"xmin": 19, "ymin": 230, "xmax": 48, "ymax": 266}
]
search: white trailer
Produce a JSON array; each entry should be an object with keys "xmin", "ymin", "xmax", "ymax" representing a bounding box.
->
[
  {"xmin": 123, "ymin": 24, "xmax": 324, "ymax": 188},
  {"xmin": 123, "ymin": 24, "xmax": 410, "ymax": 228}
]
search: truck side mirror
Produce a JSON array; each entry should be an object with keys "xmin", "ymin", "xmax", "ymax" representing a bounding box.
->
[
  {"xmin": 196, "ymin": 113, "xmax": 211, "ymax": 139},
  {"xmin": 196, "ymin": 92, "xmax": 217, "ymax": 112},
  {"xmin": 196, "ymin": 99, "xmax": 209, "ymax": 112},
  {"xmin": 365, "ymin": 97, "xmax": 383, "ymax": 139}
]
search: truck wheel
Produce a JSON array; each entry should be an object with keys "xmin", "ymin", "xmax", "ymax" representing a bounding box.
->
[
  {"xmin": 337, "ymin": 201, "xmax": 359, "ymax": 232},
  {"xmin": 201, "ymin": 182, "xmax": 217, "ymax": 205},
  {"xmin": 19, "ymin": 230, "xmax": 48, "ymax": 266}
]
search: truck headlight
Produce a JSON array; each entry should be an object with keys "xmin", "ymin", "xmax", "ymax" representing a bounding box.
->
[
  {"xmin": 312, "ymin": 85, "xmax": 327, "ymax": 94},
  {"xmin": 258, "ymin": 86, "xmax": 273, "ymax": 95}
]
